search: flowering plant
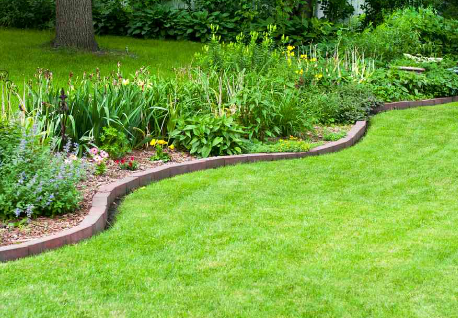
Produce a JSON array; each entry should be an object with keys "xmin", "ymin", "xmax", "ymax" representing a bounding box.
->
[
  {"xmin": 149, "ymin": 139, "xmax": 173, "ymax": 162},
  {"xmin": 0, "ymin": 122, "xmax": 87, "ymax": 219},
  {"xmin": 88, "ymin": 147, "xmax": 109, "ymax": 176},
  {"xmin": 116, "ymin": 156, "xmax": 139, "ymax": 171}
]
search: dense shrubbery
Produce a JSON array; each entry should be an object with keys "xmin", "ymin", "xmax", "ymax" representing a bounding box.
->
[
  {"xmin": 0, "ymin": 119, "xmax": 87, "ymax": 220},
  {"xmin": 0, "ymin": 0, "xmax": 54, "ymax": 29},
  {"xmin": 3, "ymin": 0, "xmax": 456, "ymax": 46},
  {"xmin": 304, "ymin": 85, "xmax": 383, "ymax": 124},
  {"xmin": 343, "ymin": 7, "xmax": 458, "ymax": 61}
]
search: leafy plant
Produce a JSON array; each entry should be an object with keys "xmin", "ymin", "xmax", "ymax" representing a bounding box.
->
[
  {"xmin": 88, "ymin": 147, "xmax": 109, "ymax": 176},
  {"xmin": 117, "ymin": 156, "xmax": 140, "ymax": 171},
  {"xmin": 149, "ymin": 139, "xmax": 172, "ymax": 162},
  {"xmin": 0, "ymin": 124, "xmax": 87, "ymax": 220},
  {"xmin": 323, "ymin": 130, "xmax": 347, "ymax": 141},
  {"xmin": 99, "ymin": 127, "xmax": 131, "ymax": 159},
  {"xmin": 304, "ymin": 84, "xmax": 383, "ymax": 124},
  {"xmin": 170, "ymin": 114, "xmax": 248, "ymax": 158}
]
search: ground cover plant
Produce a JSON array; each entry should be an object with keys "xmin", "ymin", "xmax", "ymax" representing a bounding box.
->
[{"xmin": 1, "ymin": 104, "xmax": 458, "ymax": 316}]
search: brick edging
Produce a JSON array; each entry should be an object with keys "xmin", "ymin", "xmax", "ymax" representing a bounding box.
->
[{"xmin": 1, "ymin": 96, "xmax": 456, "ymax": 262}]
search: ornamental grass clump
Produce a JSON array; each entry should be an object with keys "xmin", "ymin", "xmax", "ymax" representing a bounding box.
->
[{"xmin": 0, "ymin": 121, "xmax": 87, "ymax": 220}]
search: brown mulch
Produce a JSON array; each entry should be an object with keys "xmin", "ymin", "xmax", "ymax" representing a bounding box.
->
[
  {"xmin": 0, "ymin": 149, "xmax": 194, "ymax": 247},
  {"xmin": 0, "ymin": 125, "xmax": 351, "ymax": 247}
]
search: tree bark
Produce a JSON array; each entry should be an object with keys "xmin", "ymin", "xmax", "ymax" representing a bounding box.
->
[{"xmin": 54, "ymin": 0, "xmax": 99, "ymax": 51}]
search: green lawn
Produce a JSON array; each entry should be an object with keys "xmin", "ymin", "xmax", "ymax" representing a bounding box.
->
[
  {"xmin": 1, "ymin": 104, "xmax": 458, "ymax": 317},
  {"xmin": 0, "ymin": 28, "xmax": 201, "ymax": 90}
]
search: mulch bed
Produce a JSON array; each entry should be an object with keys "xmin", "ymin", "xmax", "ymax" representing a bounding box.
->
[
  {"xmin": 0, "ymin": 125, "xmax": 350, "ymax": 247},
  {"xmin": 0, "ymin": 149, "xmax": 195, "ymax": 247}
]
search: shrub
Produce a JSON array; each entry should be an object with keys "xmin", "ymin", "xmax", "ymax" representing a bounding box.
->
[
  {"xmin": 346, "ymin": 7, "xmax": 458, "ymax": 61},
  {"xmin": 99, "ymin": 127, "xmax": 131, "ymax": 159},
  {"xmin": 170, "ymin": 114, "xmax": 248, "ymax": 158},
  {"xmin": 304, "ymin": 84, "xmax": 383, "ymax": 124},
  {"xmin": 0, "ymin": 0, "xmax": 54, "ymax": 29},
  {"xmin": 0, "ymin": 123, "xmax": 87, "ymax": 220},
  {"xmin": 368, "ymin": 66, "xmax": 458, "ymax": 102}
]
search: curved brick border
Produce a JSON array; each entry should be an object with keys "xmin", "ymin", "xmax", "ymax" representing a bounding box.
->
[{"xmin": 1, "ymin": 96, "xmax": 457, "ymax": 262}]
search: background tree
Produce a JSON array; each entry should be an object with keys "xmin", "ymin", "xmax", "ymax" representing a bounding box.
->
[{"xmin": 53, "ymin": 0, "xmax": 98, "ymax": 51}]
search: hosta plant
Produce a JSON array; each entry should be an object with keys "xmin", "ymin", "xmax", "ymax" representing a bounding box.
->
[{"xmin": 170, "ymin": 114, "xmax": 248, "ymax": 158}]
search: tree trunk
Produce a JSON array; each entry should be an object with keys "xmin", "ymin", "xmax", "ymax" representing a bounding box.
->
[{"xmin": 54, "ymin": 0, "xmax": 98, "ymax": 51}]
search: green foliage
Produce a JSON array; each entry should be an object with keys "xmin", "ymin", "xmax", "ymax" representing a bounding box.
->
[
  {"xmin": 21, "ymin": 68, "xmax": 173, "ymax": 153},
  {"xmin": 0, "ymin": 123, "xmax": 86, "ymax": 220},
  {"xmin": 0, "ymin": 118, "xmax": 21, "ymax": 163},
  {"xmin": 0, "ymin": 0, "xmax": 54, "ymax": 29},
  {"xmin": 319, "ymin": 0, "xmax": 355, "ymax": 21},
  {"xmin": 99, "ymin": 127, "xmax": 131, "ymax": 159},
  {"xmin": 170, "ymin": 114, "xmax": 248, "ymax": 158},
  {"xmin": 149, "ymin": 140, "xmax": 171, "ymax": 162},
  {"xmin": 250, "ymin": 136, "xmax": 312, "ymax": 153},
  {"xmin": 195, "ymin": 30, "xmax": 313, "ymax": 139},
  {"xmin": 323, "ymin": 129, "xmax": 347, "ymax": 141},
  {"xmin": 118, "ymin": 156, "xmax": 140, "ymax": 170},
  {"xmin": 304, "ymin": 84, "xmax": 383, "ymax": 124},
  {"xmin": 94, "ymin": 161, "xmax": 108, "ymax": 176},
  {"xmin": 368, "ymin": 64, "xmax": 458, "ymax": 102},
  {"xmin": 362, "ymin": 0, "xmax": 449, "ymax": 25},
  {"xmin": 347, "ymin": 7, "xmax": 458, "ymax": 61}
]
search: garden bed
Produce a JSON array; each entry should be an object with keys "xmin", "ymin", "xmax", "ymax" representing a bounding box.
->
[
  {"xmin": 0, "ymin": 126, "xmax": 349, "ymax": 247},
  {"xmin": 0, "ymin": 149, "xmax": 195, "ymax": 247}
]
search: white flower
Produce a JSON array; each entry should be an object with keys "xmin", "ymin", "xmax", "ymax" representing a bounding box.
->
[{"xmin": 93, "ymin": 155, "xmax": 103, "ymax": 164}]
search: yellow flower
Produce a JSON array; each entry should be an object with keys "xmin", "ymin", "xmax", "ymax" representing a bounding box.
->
[
  {"xmin": 300, "ymin": 54, "xmax": 308, "ymax": 60},
  {"xmin": 287, "ymin": 45, "xmax": 295, "ymax": 51},
  {"xmin": 315, "ymin": 73, "xmax": 323, "ymax": 80},
  {"xmin": 122, "ymin": 79, "xmax": 130, "ymax": 86},
  {"xmin": 169, "ymin": 144, "xmax": 175, "ymax": 150},
  {"xmin": 158, "ymin": 140, "xmax": 168, "ymax": 145},
  {"xmin": 310, "ymin": 58, "xmax": 317, "ymax": 63},
  {"xmin": 150, "ymin": 139, "xmax": 157, "ymax": 146}
]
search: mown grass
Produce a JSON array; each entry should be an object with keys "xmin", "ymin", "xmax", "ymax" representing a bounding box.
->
[
  {"xmin": 0, "ymin": 28, "xmax": 201, "ymax": 91},
  {"xmin": 1, "ymin": 104, "xmax": 458, "ymax": 317}
]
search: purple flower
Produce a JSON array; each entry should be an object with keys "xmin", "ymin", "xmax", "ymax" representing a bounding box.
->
[
  {"xmin": 14, "ymin": 208, "xmax": 22, "ymax": 217},
  {"xmin": 26, "ymin": 205, "xmax": 34, "ymax": 218}
]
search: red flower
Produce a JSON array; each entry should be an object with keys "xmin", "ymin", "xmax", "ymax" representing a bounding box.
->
[
  {"xmin": 115, "ymin": 160, "xmax": 120, "ymax": 164},
  {"xmin": 121, "ymin": 159, "xmax": 125, "ymax": 164},
  {"xmin": 129, "ymin": 161, "xmax": 133, "ymax": 167},
  {"xmin": 130, "ymin": 156, "xmax": 134, "ymax": 161}
]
